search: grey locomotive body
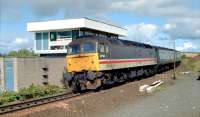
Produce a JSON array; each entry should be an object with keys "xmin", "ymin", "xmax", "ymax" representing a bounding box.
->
[{"xmin": 65, "ymin": 36, "xmax": 181, "ymax": 92}]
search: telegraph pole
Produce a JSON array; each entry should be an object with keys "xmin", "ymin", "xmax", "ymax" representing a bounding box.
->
[{"xmin": 172, "ymin": 37, "xmax": 176, "ymax": 80}]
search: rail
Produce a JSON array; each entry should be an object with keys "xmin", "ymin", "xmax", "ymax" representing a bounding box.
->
[{"xmin": 0, "ymin": 92, "xmax": 81, "ymax": 114}]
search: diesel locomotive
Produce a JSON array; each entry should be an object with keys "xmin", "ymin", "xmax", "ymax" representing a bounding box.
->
[{"xmin": 64, "ymin": 36, "xmax": 181, "ymax": 92}]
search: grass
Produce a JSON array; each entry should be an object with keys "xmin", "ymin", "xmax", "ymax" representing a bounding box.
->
[
  {"xmin": 0, "ymin": 84, "xmax": 65, "ymax": 106},
  {"xmin": 155, "ymin": 84, "xmax": 167, "ymax": 92},
  {"xmin": 175, "ymin": 55, "xmax": 200, "ymax": 78},
  {"xmin": 181, "ymin": 56, "xmax": 200, "ymax": 72}
]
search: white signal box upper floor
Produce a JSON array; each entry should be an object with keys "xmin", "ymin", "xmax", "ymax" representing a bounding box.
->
[
  {"xmin": 27, "ymin": 18, "xmax": 127, "ymax": 36},
  {"xmin": 27, "ymin": 18, "xmax": 127, "ymax": 56}
]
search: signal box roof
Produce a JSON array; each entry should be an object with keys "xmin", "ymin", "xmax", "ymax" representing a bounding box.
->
[{"xmin": 27, "ymin": 18, "xmax": 128, "ymax": 36}]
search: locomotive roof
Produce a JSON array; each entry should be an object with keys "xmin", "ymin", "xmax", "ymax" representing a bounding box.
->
[
  {"xmin": 77, "ymin": 36, "xmax": 154, "ymax": 48},
  {"xmin": 75, "ymin": 36, "xmax": 177, "ymax": 51}
]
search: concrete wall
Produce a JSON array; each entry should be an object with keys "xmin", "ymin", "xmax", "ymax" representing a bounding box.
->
[
  {"xmin": 0, "ymin": 58, "xmax": 4, "ymax": 91},
  {"xmin": 0, "ymin": 57, "xmax": 66, "ymax": 91},
  {"xmin": 43, "ymin": 57, "xmax": 66, "ymax": 86},
  {"xmin": 15, "ymin": 57, "xmax": 66, "ymax": 91}
]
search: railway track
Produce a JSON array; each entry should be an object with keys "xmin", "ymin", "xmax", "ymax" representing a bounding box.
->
[{"xmin": 0, "ymin": 92, "xmax": 83, "ymax": 114}]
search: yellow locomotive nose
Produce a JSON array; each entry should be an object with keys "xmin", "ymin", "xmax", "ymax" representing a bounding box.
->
[{"xmin": 66, "ymin": 53, "xmax": 99, "ymax": 72}]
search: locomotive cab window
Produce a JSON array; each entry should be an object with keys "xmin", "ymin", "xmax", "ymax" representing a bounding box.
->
[
  {"xmin": 83, "ymin": 42, "xmax": 96, "ymax": 53},
  {"xmin": 99, "ymin": 43, "xmax": 109, "ymax": 58},
  {"xmin": 68, "ymin": 44, "xmax": 81, "ymax": 54},
  {"xmin": 99, "ymin": 44, "xmax": 105, "ymax": 53},
  {"xmin": 105, "ymin": 45, "xmax": 109, "ymax": 54},
  {"xmin": 68, "ymin": 42, "xmax": 96, "ymax": 54}
]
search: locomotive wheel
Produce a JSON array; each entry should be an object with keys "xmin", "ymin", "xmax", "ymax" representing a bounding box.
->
[
  {"xmin": 71, "ymin": 81, "xmax": 85, "ymax": 93},
  {"xmin": 144, "ymin": 69, "xmax": 150, "ymax": 77},
  {"xmin": 86, "ymin": 79, "xmax": 101, "ymax": 90},
  {"xmin": 113, "ymin": 75, "xmax": 119, "ymax": 83}
]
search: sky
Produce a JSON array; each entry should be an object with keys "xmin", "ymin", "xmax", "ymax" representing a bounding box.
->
[{"xmin": 0, "ymin": 0, "xmax": 200, "ymax": 53}]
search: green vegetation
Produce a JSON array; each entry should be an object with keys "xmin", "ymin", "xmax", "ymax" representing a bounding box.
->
[
  {"xmin": 155, "ymin": 84, "xmax": 167, "ymax": 92},
  {"xmin": 6, "ymin": 49, "xmax": 38, "ymax": 57},
  {"xmin": 0, "ymin": 92, "xmax": 19, "ymax": 105},
  {"xmin": 181, "ymin": 56, "xmax": 200, "ymax": 72},
  {"xmin": 0, "ymin": 84, "xmax": 65, "ymax": 105}
]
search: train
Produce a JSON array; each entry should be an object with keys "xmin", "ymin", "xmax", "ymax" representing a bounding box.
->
[{"xmin": 64, "ymin": 36, "xmax": 181, "ymax": 92}]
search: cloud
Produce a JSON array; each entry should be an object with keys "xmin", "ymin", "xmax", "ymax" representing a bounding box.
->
[
  {"xmin": 111, "ymin": 0, "xmax": 200, "ymax": 18},
  {"xmin": 163, "ymin": 18, "xmax": 200, "ymax": 39},
  {"xmin": 126, "ymin": 23, "xmax": 158, "ymax": 42},
  {"xmin": 125, "ymin": 22, "xmax": 200, "ymax": 52},
  {"xmin": 176, "ymin": 42, "xmax": 197, "ymax": 51},
  {"xmin": 111, "ymin": 0, "xmax": 200, "ymax": 40},
  {"xmin": 28, "ymin": 0, "xmax": 108, "ymax": 17},
  {"xmin": 1, "ymin": 0, "xmax": 200, "ymax": 40},
  {"xmin": 14, "ymin": 38, "xmax": 29, "ymax": 45},
  {"xmin": 1, "ymin": 0, "xmax": 110, "ymax": 21},
  {"xmin": 125, "ymin": 23, "xmax": 173, "ymax": 49},
  {"xmin": 0, "ymin": 0, "xmax": 24, "ymax": 21},
  {"xmin": 1, "ymin": 0, "xmax": 200, "ymax": 53},
  {"xmin": 0, "ymin": 37, "xmax": 33, "ymax": 53},
  {"xmin": 163, "ymin": 24, "xmax": 176, "ymax": 32}
]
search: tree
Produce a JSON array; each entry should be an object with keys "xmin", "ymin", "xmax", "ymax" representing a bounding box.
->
[
  {"xmin": 7, "ymin": 51, "xmax": 18, "ymax": 57},
  {"xmin": 7, "ymin": 49, "xmax": 38, "ymax": 57}
]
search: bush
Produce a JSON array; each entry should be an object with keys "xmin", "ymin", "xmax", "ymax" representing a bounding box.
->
[
  {"xmin": 44, "ymin": 85, "xmax": 64, "ymax": 95},
  {"xmin": 0, "ymin": 91, "xmax": 19, "ymax": 105},
  {"xmin": 0, "ymin": 84, "xmax": 64, "ymax": 105},
  {"xmin": 18, "ymin": 84, "xmax": 46, "ymax": 99},
  {"xmin": 181, "ymin": 54, "xmax": 186, "ymax": 59},
  {"xmin": 7, "ymin": 49, "xmax": 38, "ymax": 58},
  {"xmin": 181, "ymin": 57, "xmax": 200, "ymax": 72}
]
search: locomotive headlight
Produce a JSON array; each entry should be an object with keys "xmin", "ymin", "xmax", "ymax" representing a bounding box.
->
[{"xmin": 68, "ymin": 59, "xmax": 72, "ymax": 66}]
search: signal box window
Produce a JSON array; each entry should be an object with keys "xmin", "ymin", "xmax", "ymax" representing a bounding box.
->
[
  {"xmin": 36, "ymin": 33, "xmax": 42, "ymax": 50},
  {"xmin": 50, "ymin": 46, "xmax": 64, "ymax": 50},
  {"xmin": 72, "ymin": 30, "xmax": 79, "ymax": 39},
  {"xmin": 50, "ymin": 32, "xmax": 57, "ymax": 41},
  {"xmin": 57, "ymin": 31, "xmax": 72, "ymax": 39}
]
